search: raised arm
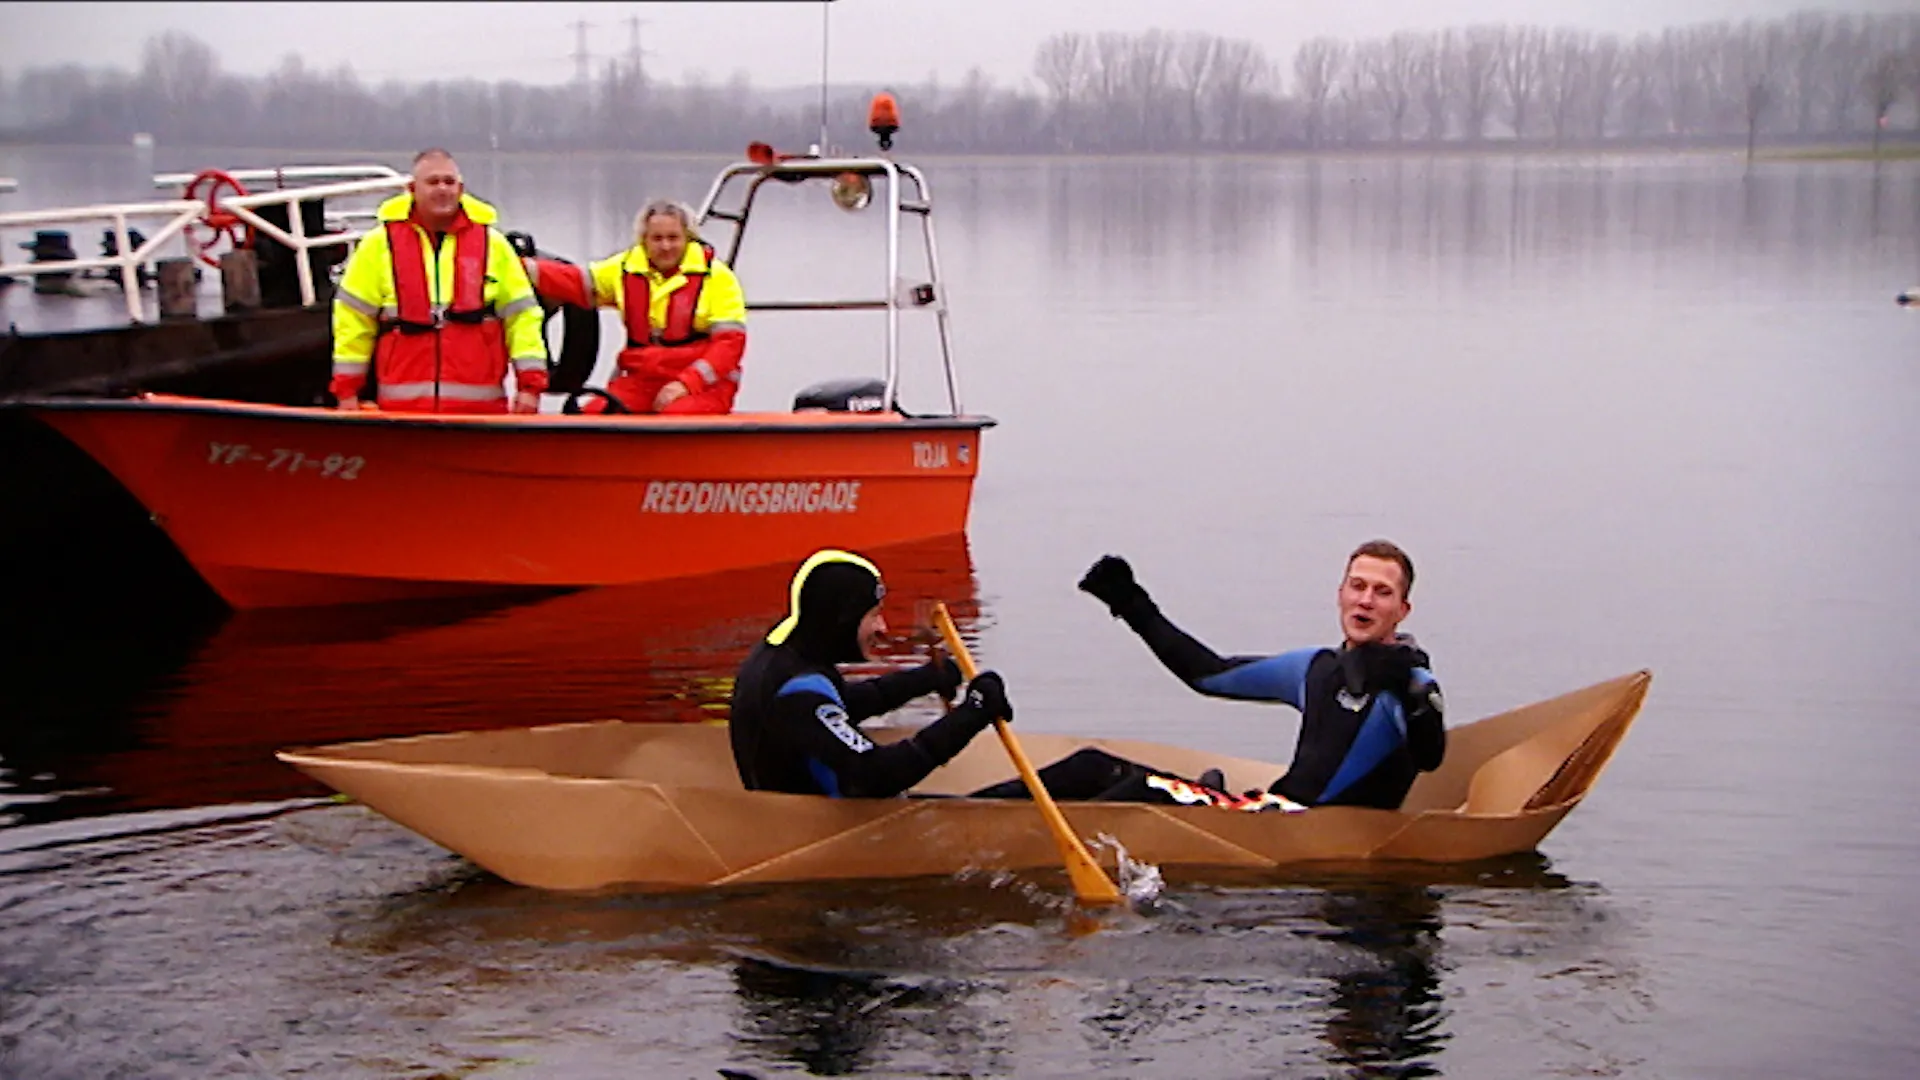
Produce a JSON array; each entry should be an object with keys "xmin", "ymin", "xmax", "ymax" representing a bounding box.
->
[{"xmin": 1078, "ymin": 555, "xmax": 1315, "ymax": 706}]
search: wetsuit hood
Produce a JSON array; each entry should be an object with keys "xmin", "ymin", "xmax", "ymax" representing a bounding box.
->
[{"xmin": 767, "ymin": 549, "xmax": 885, "ymax": 665}]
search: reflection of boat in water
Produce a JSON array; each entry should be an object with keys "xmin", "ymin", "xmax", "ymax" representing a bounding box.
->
[
  {"xmin": 712, "ymin": 876, "xmax": 1448, "ymax": 1076},
  {"xmin": 327, "ymin": 848, "xmax": 1599, "ymax": 1079},
  {"xmin": 0, "ymin": 533, "xmax": 977, "ymax": 828},
  {"xmin": 278, "ymin": 670, "xmax": 1650, "ymax": 891},
  {"xmin": 15, "ymin": 145, "xmax": 991, "ymax": 610}
]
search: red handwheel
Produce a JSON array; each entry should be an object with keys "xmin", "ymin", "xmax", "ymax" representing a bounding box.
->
[{"xmin": 182, "ymin": 168, "xmax": 256, "ymax": 268}]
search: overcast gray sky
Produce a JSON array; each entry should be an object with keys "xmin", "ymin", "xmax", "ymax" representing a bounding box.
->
[{"xmin": 5, "ymin": 1, "xmax": 1916, "ymax": 90}]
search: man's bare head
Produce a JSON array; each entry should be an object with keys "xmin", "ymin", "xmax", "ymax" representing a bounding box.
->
[
  {"xmin": 1338, "ymin": 539, "xmax": 1415, "ymax": 647},
  {"xmin": 409, "ymin": 148, "xmax": 463, "ymax": 225}
]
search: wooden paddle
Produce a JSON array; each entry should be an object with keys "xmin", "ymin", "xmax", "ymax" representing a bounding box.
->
[{"xmin": 930, "ymin": 602, "xmax": 1122, "ymax": 908}]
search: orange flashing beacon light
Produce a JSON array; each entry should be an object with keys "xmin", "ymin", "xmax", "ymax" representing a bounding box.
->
[{"xmin": 868, "ymin": 92, "xmax": 900, "ymax": 151}]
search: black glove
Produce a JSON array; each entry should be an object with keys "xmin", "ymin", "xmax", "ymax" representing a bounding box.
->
[
  {"xmin": 1078, "ymin": 554, "xmax": 1151, "ymax": 616},
  {"xmin": 1339, "ymin": 641, "xmax": 1428, "ymax": 697},
  {"xmin": 927, "ymin": 655, "xmax": 964, "ymax": 699},
  {"xmin": 503, "ymin": 230, "xmax": 539, "ymax": 259},
  {"xmin": 960, "ymin": 670, "xmax": 1013, "ymax": 724},
  {"xmin": 911, "ymin": 670, "xmax": 1007, "ymax": 766}
]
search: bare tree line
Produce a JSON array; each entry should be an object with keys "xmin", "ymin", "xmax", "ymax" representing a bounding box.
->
[
  {"xmin": 0, "ymin": 33, "xmax": 789, "ymax": 155},
  {"xmin": 2, "ymin": 12, "xmax": 1917, "ymax": 156},
  {"xmin": 1023, "ymin": 12, "xmax": 1920, "ymax": 152}
]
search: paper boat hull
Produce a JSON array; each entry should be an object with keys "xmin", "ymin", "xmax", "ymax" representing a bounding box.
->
[{"xmin": 278, "ymin": 671, "xmax": 1650, "ymax": 891}]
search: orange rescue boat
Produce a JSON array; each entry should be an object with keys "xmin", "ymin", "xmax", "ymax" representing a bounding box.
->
[
  {"xmin": 21, "ymin": 143, "xmax": 994, "ymax": 610},
  {"xmin": 31, "ymin": 396, "xmax": 987, "ymax": 608}
]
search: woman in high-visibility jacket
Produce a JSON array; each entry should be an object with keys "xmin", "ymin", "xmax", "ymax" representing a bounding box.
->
[
  {"xmin": 330, "ymin": 150, "xmax": 548, "ymax": 414},
  {"xmin": 526, "ymin": 199, "xmax": 747, "ymax": 415}
]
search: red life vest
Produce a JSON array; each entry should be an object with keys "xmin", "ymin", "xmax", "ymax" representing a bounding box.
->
[
  {"xmin": 374, "ymin": 217, "xmax": 508, "ymax": 413},
  {"xmin": 622, "ymin": 242, "xmax": 714, "ymax": 348},
  {"xmin": 388, "ymin": 218, "xmax": 490, "ymax": 329}
]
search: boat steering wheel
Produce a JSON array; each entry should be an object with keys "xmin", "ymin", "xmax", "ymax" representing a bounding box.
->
[
  {"xmin": 560, "ymin": 388, "xmax": 629, "ymax": 415},
  {"xmin": 182, "ymin": 169, "xmax": 257, "ymax": 269}
]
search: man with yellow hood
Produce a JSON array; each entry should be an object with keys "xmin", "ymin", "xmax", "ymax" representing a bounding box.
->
[{"xmin": 729, "ymin": 549, "xmax": 1005, "ymax": 798}]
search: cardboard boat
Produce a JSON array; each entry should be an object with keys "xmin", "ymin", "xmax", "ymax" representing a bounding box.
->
[{"xmin": 276, "ymin": 670, "xmax": 1651, "ymax": 892}]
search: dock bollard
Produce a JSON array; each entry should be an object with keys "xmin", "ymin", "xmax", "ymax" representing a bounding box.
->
[
  {"xmin": 23, "ymin": 230, "xmax": 76, "ymax": 295},
  {"xmin": 219, "ymin": 249, "xmax": 261, "ymax": 313},
  {"xmin": 157, "ymin": 258, "xmax": 198, "ymax": 319}
]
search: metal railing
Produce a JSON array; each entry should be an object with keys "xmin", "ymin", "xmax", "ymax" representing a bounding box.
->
[
  {"xmin": 151, "ymin": 165, "xmax": 401, "ymax": 189},
  {"xmin": 0, "ymin": 172, "xmax": 406, "ymax": 322},
  {"xmin": 217, "ymin": 175, "xmax": 407, "ymax": 312},
  {"xmin": 695, "ymin": 156, "xmax": 961, "ymax": 415}
]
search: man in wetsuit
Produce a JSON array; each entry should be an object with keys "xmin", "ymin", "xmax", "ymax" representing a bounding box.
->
[
  {"xmin": 729, "ymin": 549, "xmax": 1014, "ymax": 798},
  {"xmin": 1075, "ymin": 539, "xmax": 1446, "ymax": 810}
]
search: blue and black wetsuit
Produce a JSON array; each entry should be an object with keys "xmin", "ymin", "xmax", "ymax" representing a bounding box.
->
[
  {"xmin": 729, "ymin": 640, "xmax": 987, "ymax": 797},
  {"xmin": 729, "ymin": 551, "xmax": 991, "ymax": 798},
  {"xmin": 1099, "ymin": 587, "xmax": 1447, "ymax": 810}
]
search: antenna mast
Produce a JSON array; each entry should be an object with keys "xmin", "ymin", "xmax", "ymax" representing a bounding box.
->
[{"xmin": 817, "ymin": 1, "xmax": 831, "ymax": 153}]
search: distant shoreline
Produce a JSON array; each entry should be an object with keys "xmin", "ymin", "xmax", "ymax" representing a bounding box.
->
[
  {"xmin": 4, "ymin": 138, "xmax": 1918, "ymax": 167},
  {"xmin": 1756, "ymin": 144, "xmax": 1920, "ymax": 162}
]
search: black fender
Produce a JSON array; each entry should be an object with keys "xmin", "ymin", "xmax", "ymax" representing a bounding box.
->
[
  {"xmin": 506, "ymin": 231, "xmax": 601, "ymax": 395},
  {"xmin": 545, "ymin": 299, "xmax": 600, "ymax": 396}
]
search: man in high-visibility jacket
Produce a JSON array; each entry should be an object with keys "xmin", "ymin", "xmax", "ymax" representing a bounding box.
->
[
  {"xmin": 330, "ymin": 148, "xmax": 548, "ymax": 414},
  {"xmin": 525, "ymin": 199, "xmax": 747, "ymax": 414}
]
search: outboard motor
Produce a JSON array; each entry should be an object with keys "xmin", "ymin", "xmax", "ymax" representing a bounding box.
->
[{"xmin": 792, "ymin": 377, "xmax": 900, "ymax": 415}]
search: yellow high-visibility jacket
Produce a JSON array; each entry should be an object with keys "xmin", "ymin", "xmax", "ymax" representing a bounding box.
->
[{"xmin": 330, "ymin": 192, "xmax": 547, "ymax": 410}]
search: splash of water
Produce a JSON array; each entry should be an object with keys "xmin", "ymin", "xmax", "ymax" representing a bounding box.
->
[
  {"xmin": 1094, "ymin": 832, "xmax": 1164, "ymax": 909},
  {"xmin": 952, "ymin": 863, "xmax": 1075, "ymax": 915}
]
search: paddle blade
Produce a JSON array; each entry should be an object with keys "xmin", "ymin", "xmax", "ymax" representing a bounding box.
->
[
  {"xmin": 989, "ymin": 717, "xmax": 1122, "ymax": 907},
  {"xmin": 932, "ymin": 603, "xmax": 1123, "ymax": 908}
]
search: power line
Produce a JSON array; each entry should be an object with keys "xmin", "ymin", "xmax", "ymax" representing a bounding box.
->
[
  {"xmin": 624, "ymin": 14, "xmax": 651, "ymax": 84},
  {"xmin": 569, "ymin": 19, "xmax": 594, "ymax": 85}
]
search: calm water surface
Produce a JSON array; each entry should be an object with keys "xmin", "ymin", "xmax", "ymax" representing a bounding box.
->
[{"xmin": 1, "ymin": 145, "xmax": 1917, "ymax": 1079}]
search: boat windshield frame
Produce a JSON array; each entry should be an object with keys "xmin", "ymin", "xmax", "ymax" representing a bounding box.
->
[{"xmin": 692, "ymin": 157, "xmax": 960, "ymax": 416}]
